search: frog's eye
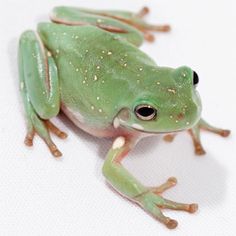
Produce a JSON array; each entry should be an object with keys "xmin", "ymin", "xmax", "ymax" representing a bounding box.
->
[
  {"xmin": 135, "ymin": 105, "xmax": 157, "ymax": 121},
  {"xmin": 193, "ymin": 71, "xmax": 199, "ymax": 86}
]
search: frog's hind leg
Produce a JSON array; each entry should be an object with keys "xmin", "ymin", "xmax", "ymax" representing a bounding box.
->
[
  {"xmin": 189, "ymin": 118, "xmax": 230, "ymax": 155},
  {"xmin": 51, "ymin": 6, "xmax": 170, "ymax": 46},
  {"xmin": 18, "ymin": 30, "xmax": 67, "ymax": 157}
]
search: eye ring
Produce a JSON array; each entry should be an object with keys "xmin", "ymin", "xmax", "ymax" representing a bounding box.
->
[{"xmin": 135, "ymin": 104, "xmax": 157, "ymax": 121}]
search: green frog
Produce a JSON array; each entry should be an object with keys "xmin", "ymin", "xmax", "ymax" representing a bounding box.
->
[{"xmin": 18, "ymin": 6, "xmax": 230, "ymax": 229}]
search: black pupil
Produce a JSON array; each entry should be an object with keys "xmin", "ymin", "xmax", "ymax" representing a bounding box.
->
[
  {"xmin": 138, "ymin": 107, "xmax": 154, "ymax": 117},
  {"xmin": 193, "ymin": 71, "xmax": 199, "ymax": 85}
]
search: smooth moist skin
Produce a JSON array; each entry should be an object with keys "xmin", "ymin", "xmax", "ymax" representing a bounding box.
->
[{"xmin": 18, "ymin": 6, "xmax": 230, "ymax": 229}]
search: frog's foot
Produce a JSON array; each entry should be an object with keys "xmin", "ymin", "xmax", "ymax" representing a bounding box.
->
[
  {"xmin": 51, "ymin": 6, "xmax": 170, "ymax": 46},
  {"xmin": 135, "ymin": 6, "xmax": 171, "ymax": 31},
  {"xmin": 133, "ymin": 7, "xmax": 171, "ymax": 42},
  {"xmin": 163, "ymin": 134, "xmax": 177, "ymax": 142},
  {"xmin": 188, "ymin": 118, "xmax": 231, "ymax": 156},
  {"xmin": 24, "ymin": 119, "xmax": 67, "ymax": 158},
  {"xmin": 135, "ymin": 177, "xmax": 198, "ymax": 229}
]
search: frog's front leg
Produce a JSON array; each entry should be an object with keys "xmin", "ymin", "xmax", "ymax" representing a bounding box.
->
[
  {"xmin": 18, "ymin": 31, "xmax": 67, "ymax": 157},
  {"xmin": 163, "ymin": 119, "xmax": 230, "ymax": 155},
  {"xmin": 188, "ymin": 118, "xmax": 230, "ymax": 155},
  {"xmin": 102, "ymin": 136, "xmax": 198, "ymax": 229}
]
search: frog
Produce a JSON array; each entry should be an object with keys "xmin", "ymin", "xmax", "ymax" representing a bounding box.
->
[{"xmin": 18, "ymin": 6, "xmax": 230, "ymax": 229}]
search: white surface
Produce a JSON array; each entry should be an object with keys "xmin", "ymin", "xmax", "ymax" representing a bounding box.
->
[{"xmin": 0, "ymin": 0, "xmax": 236, "ymax": 235}]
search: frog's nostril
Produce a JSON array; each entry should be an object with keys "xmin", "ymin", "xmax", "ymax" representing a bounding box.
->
[
  {"xmin": 193, "ymin": 71, "xmax": 199, "ymax": 86},
  {"xmin": 177, "ymin": 113, "xmax": 185, "ymax": 121}
]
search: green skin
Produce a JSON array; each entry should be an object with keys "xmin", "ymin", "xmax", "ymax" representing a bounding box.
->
[{"xmin": 18, "ymin": 6, "xmax": 230, "ymax": 229}]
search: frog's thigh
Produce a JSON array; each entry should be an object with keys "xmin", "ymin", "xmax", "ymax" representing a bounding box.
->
[
  {"xmin": 19, "ymin": 30, "xmax": 60, "ymax": 119},
  {"xmin": 18, "ymin": 31, "xmax": 62, "ymax": 156}
]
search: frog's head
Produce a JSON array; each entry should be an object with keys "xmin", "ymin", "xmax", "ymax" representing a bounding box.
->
[{"xmin": 116, "ymin": 66, "xmax": 202, "ymax": 134}]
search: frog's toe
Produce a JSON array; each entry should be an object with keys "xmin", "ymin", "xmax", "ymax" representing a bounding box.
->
[
  {"xmin": 163, "ymin": 134, "xmax": 177, "ymax": 142},
  {"xmin": 24, "ymin": 115, "xmax": 66, "ymax": 158},
  {"xmin": 141, "ymin": 24, "xmax": 171, "ymax": 43},
  {"xmin": 188, "ymin": 129, "xmax": 206, "ymax": 156},
  {"xmin": 143, "ymin": 23, "xmax": 171, "ymax": 33},
  {"xmin": 188, "ymin": 203, "xmax": 199, "ymax": 213},
  {"xmin": 45, "ymin": 120, "xmax": 68, "ymax": 139},
  {"xmin": 194, "ymin": 142, "xmax": 206, "ymax": 156},
  {"xmin": 188, "ymin": 118, "xmax": 231, "ymax": 155},
  {"xmin": 202, "ymin": 126, "xmax": 231, "ymax": 138},
  {"xmin": 135, "ymin": 185, "xmax": 198, "ymax": 229},
  {"xmin": 136, "ymin": 6, "xmax": 150, "ymax": 18},
  {"xmin": 156, "ymin": 197, "xmax": 198, "ymax": 214},
  {"xmin": 220, "ymin": 129, "xmax": 231, "ymax": 137},
  {"xmin": 143, "ymin": 32, "xmax": 155, "ymax": 42},
  {"xmin": 37, "ymin": 120, "xmax": 65, "ymax": 157},
  {"xmin": 24, "ymin": 129, "xmax": 35, "ymax": 147},
  {"xmin": 199, "ymin": 119, "xmax": 231, "ymax": 138},
  {"xmin": 47, "ymin": 142, "xmax": 62, "ymax": 158},
  {"xmin": 213, "ymin": 129, "xmax": 231, "ymax": 137},
  {"xmin": 151, "ymin": 177, "xmax": 177, "ymax": 194},
  {"xmin": 166, "ymin": 219, "xmax": 178, "ymax": 229}
]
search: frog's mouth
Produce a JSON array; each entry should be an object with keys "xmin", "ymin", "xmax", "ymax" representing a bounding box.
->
[
  {"xmin": 129, "ymin": 125, "xmax": 186, "ymax": 135},
  {"xmin": 116, "ymin": 119, "xmax": 187, "ymax": 135}
]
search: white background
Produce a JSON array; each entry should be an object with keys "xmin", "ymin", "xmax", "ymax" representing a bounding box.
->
[{"xmin": 0, "ymin": 0, "xmax": 236, "ymax": 235}]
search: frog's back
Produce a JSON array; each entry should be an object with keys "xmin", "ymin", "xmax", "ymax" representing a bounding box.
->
[{"xmin": 38, "ymin": 23, "xmax": 157, "ymax": 127}]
